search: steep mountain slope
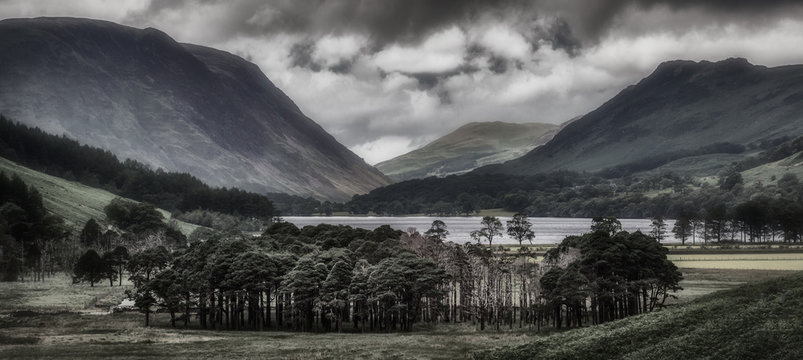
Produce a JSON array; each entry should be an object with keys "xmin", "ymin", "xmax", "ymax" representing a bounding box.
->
[
  {"xmin": 0, "ymin": 17, "xmax": 390, "ymax": 201},
  {"xmin": 477, "ymin": 58, "xmax": 803, "ymax": 177},
  {"xmin": 0, "ymin": 156, "xmax": 198, "ymax": 234},
  {"xmin": 376, "ymin": 122, "xmax": 559, "ymax": 181}
]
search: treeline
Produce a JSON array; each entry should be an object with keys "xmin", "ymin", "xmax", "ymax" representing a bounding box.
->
[
  {"xmin": 346, "ymin": 134, "xmax": 803, "ymax": 220},
  {"xmin": 0, "ymin": 172, "xmax": 72, "ymax": 281},
  {"xmin": 672, "ymin": 194, "xmax": 803, "ymax": 244},
  {"xmin": 0, "ymin": 115, "xmax": 274, "ymax": 219},
  {"xmin": 347, "ymin": 165, "xmax": 803, "ymax": 224},
  {"xmin": 265, "ymin": 192, "xmax": 345, "ymax": 216},
  {"xmin": 71, "ymin": 198, "xmax": 188, "ymax": 286},
  {"xmin": 347, "ymin": 172, "xmax": 580, "ymax": 215},
  {"xmin": 121, "ymin": 216, "xmax": 679, "ymax": 332}
]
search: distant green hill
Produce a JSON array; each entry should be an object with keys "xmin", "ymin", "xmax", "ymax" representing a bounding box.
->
[
  {"xmin": 474, "ymin": 271, "xmax": 803, "ymax": 360},
  {"xmin": 0, "ymin": 156, "xmax": 198, "ymax": 235},
  {"xmin": 376, "ymin": 121, "xmax": 559, "ymax": 181}
]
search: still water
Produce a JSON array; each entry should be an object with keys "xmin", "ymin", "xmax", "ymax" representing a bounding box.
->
[{"xmin": 284, "ymin": 216, "xmax": 676, "ymax": 245}]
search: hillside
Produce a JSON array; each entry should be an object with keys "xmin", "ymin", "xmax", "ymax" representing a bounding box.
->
[
  {"xmin": 477, "ymin": 58, "xmax": 803, "ymax": 177},
  {"xmin": 473, "ymin": 271, "xmax": 803, "ymax": 360},
  {"xmin": 0, "ymin": 156, "xmax": 198, "ymax": 235},
  {"xmin": 376, "ymin": 122, "xmax": 559, "ymax": 181},
  {"xmin": 0, "ymin": 17, "xmax": 390, "ymax": 201}
]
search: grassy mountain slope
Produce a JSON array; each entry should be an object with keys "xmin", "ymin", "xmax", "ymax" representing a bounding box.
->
[
  {"xmin": 0, "ymin": 157, "xmax": 198, "ymax": 234},
  {"xmin": 474, "ymin": 271, "xmax": 803, "ymax": 360},
  {"xmin": 477, "ymin": 58, "xmax": 803, "ymax": 177},
  {"xmin": 377, "ymin": 122, "xmax": 558, "ymax": 181},
  {"xmin": 742, "ymin": 150, "xmax": 803, "ymax": 185},
  {"xmin": 0, "ymin": 17, "xmax": 390, "ymax": 201}
]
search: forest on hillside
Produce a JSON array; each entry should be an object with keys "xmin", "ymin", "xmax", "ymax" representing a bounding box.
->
[{"xmin": 0, "ymin": 115, "xmax": 276, "ymax": 220}]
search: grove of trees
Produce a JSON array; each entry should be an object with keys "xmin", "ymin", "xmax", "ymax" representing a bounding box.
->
[
  {"xmin": 124, "ymin": 215, "xmax": 681, "ymax": 333},
  {"xmin": 0, "ymin": 172, "xmax": 71, "ymax": 281}
]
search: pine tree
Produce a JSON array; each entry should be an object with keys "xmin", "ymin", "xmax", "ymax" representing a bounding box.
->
[
  {"xmin": 73, "ymin": 249, "xmax": 109, "ymax": 287},
  {"xmin": 80, "ymin": 218, "xmax": 103, "ymax": 249}
]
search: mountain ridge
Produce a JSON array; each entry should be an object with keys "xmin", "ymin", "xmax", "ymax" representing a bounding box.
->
[
  {"xmin": 475, "ymin": 58, "xmax": 803, "ymax": 177},
  {"xmin": 0, "ymin": 17, "xmax": 391, "ymax": 201}
]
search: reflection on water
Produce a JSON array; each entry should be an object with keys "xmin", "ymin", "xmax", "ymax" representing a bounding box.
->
[{"xmin": 284, "ymin": 216, "xmax": 676, "ymax": 245}]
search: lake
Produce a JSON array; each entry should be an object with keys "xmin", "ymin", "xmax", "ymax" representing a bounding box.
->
[{"xmin": 284, "ymin": 216, "xmax": 676, "ymax": 245}]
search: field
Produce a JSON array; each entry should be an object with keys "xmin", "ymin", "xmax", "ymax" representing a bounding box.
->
[
  {"xmin": 668, "ymin": 253, "xmax": 803, "ymax": 270},
  {"xmin": 0, "ymin": 275, "xmax": 539, "ymax": 359},
  {"xmin": 474, "ymin": 270, "xmax": 803, "ymax": 360},
  {"xmin": 1, "ymin": 262, "xmax": 796, "ymax": 359},
  {"xmin": 1, "ymin": 243, "xmax": 800, "ymax": 358},
  {"xmin": 0, "ymin": 157, "xmax": 199, "ymax": 234}
]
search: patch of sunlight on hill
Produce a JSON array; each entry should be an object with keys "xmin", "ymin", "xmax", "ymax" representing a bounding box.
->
[
  {"xmin": 0, "ymin": 157, "xmax": 198, "ymax": 235},
  {"xmin": 742, "ymin": 151, "xmax": 803, "ymax": 186}
]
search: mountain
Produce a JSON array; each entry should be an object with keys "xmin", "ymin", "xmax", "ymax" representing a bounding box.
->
[
  {"xmin": 0, "ymin": 17, "xmax": 390, "ymax": 201},
  {"xmin": 376, "ymin": 121, "xmax": 559, "ymax": 181},
  {"xmin": 477, "ymin": 58, "xmax": 803, "ymax": 177}
]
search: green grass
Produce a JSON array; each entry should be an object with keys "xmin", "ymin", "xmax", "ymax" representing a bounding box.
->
[
  {"xmin": 668, "ymin": 253, "xmax": 803, "ymax": 271},
  {"xmin": 0, "ymin": 257, "xmax": 797, "ymax": 358},
  {"xmin": 671, "ymin": 268, "xmax": 792, "ymax": 303},
  {"xmin": 741, "ymin": 150, "xmax": 803, "ymax": 186},
  {"xmin": 0, "ymin": 273, "xmax": 131, "ymax": 312},
  {"xmin": 473, "ymin": 271, "xmax": 803, "ymax": 360},
  {"xmin": 0, "ymin": 274, "xmax": 537, "ymax": 359},
  {"xmin": 0, "ymin": 157, "xmax": 199, "ymax": 235}
]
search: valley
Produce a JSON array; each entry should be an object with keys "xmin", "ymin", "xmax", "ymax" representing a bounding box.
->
[{"xmin": 1, "ymin": 4, "xmax": 802, "ymax": 359}]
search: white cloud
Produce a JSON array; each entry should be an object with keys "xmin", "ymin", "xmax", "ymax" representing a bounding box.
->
[
  {"xmin": 313, "ymin": 34, "xmax": 368, "ymax": 68},
  {"xmin": 382, "ymin": 72, "xmax": 418, "ymax": 92},
  {"xmin": 475, "ymin": 24, "xmax": 532, "ymax": 60},
  {"xmin": 125, "ymin": 1, "xmax": 249, "ymax": 44},
  {"xmin": 0, "ymin": 0, "xmax": 149, "ymax": 21},
  {"xmin": 372, "ymin": 26, "xmax": 467, "ymax": 73},
  {"xmin": 351, "ymin": 136, "xmax": 415, "ymax": 165}
]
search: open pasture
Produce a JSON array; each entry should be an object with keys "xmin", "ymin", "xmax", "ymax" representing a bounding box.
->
[
  {"xmin": 1, "ymin": 248, "xmax": 798, "ymax": 359},
  {"xmin": 668, "ymin": 252, "xmax": 803, "ymax": 270}
]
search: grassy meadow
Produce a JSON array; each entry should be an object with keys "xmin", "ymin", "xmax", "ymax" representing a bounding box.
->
[
  {"xmin": 2, "ymin": 254, "xmax": 800, "ymax": 358},
  {"xmin": 473, "ymin": 270, "xmax": 803, "ymax": 360},
  {"xmin": 0, "ymin": 273, "xmax": 536, "ymax": 359}
]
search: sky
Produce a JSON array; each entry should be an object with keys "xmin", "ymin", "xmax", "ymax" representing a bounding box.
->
[{"xmin": 2, "ymin": 1, "xmax": 803, "ymax": 164}]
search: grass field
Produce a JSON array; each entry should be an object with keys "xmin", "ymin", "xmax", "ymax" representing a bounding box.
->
[
  {"xmin": 0, "ymin": 262, "xmax": 795, "ymax": 359},
  {"xmin": 0, "ymin": 157, "xmax": 199, "ymax": 235},
  {"xmin": 668, "ymin": 253, "xmax": 803, "ymax": 270},
  {"xmin": 0, "ymin": 274, "xmax": 538, "ymax": 359},
  {"xmin": 474, "ymin": 270, "xmax": 803, "ymax": 360}
]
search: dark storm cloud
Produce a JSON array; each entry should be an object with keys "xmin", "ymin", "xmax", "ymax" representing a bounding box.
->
[
  {"xmin": 126, "ymin": 0, "xmax": 533, "ymax": 44},
  {"xmin": 288, "ymin": 40, "xmax": 321, "ymax": 71},
  {"xmin": 552, "ymin": 0, "xmax": 803, "ymax": 41},
  {"xmin": 543, "ymin": 18, "xmax": 581, "ymax": 56},
  {"xmin": 122, "ymin": 0, "xmax": 803, "ymax": 61}
]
